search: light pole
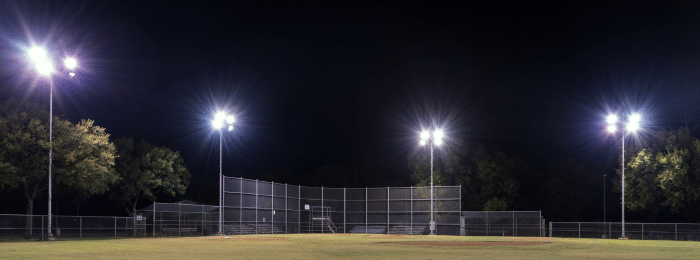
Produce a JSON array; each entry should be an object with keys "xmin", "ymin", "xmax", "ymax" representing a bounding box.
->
[
  {"xmin": 603, "ymin": 174, "xmax": 607, "ymax": 223},
  {"xmin": 419, "ymin": 128, "xmax": 444, "ymax": 235},
  {"xmin": 605, "ymin": 113, "xmax": 641, "ymax": 239},
  {"xmin": 26, "ymin": 46, "xmax": 77, "ymax": 240},
  {"xmin": 212, "ymin": 111, "xmax": 235, "ymax": 236}
]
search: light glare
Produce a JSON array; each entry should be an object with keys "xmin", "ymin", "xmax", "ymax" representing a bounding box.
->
[
  {"xmin": 606, "ymin": 114, "xmax": 618, "ymax": 124},
  {"xmin": 434, "ymin": 138, "xmax": 443, "ymax": 146},
  {"xmin": 607, "ymin": 125, "xmax": 617, "ymax": 133},
  {"xmin": 433, "ymin": 129, "xmax": 445, "ymax": 139},
  {"xmin": 227, "ymin": 125, "xmax": 233, "ymax": 131},
  {"xmin": 64, "ymin": 57, "xmax": 77, "ymax": 70},
  {"xmin": 226, "ymin": 115, "xmax": 235, "ymax": 124},
  {"xmin": 212, "ymin": 120, "xmax": 223, "ymax": 130},
  {"xmin": 419, "ymin": 139, "xmax": 427, "ymax": 146},
  {"xmin": 629, "ymin": 113, "xmax": 641, "ymax": 124},
  {"xmin": 420, "ymin": 130, "xmax": 430, "ymax": 140},
  {"xmin": 626, "ymin": 122, "xmax": 640, "ymax": 133}
]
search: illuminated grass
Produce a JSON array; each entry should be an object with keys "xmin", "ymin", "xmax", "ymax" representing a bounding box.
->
[{"xmin": 0, "ymin": 234, "xmax": 698, "ymax": 259}]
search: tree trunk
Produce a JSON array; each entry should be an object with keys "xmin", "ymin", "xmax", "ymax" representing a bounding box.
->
[{"xmin": 23, "ymin": 183, "xmax": 38, "ymax": 239}]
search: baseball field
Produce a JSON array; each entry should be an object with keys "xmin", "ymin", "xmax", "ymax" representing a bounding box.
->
[{"xmin": 1, "ymin": 234, "xmax": 698, "ymax": 259}]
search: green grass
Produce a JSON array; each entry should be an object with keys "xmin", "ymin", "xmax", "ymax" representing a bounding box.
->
[{"xmin": 1, "ymin": 234, "xmax": 699, "ymax": 259}]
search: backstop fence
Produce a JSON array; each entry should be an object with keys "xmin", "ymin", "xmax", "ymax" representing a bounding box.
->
[
  {"xmin": 550, "ymin": 222, "xmax": 700, "ymax": 241},
  {"xmin": 461, "ymin": 211, "xmax": 544, "ymax": 237},
  {"xmin": 136, "ymin": 176, "xmax": 462, "ymax": 236},
  {"xmin": 0, "ymin": 214, "xmax": 145, "ymax": 241}
]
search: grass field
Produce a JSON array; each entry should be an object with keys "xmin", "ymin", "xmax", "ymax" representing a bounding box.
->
[{"xmin": 1, "ymin": 234, "xmax": 699, "ymax": 259}]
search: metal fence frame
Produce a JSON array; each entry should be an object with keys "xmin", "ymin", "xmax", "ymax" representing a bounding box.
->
[
  {"xmin": 461, "ymin": 211, "xmax": 544, "ymax": 237},
  {"xmin": 138, "ymin": 177, "xmax": 462, "ymax": 236},
  {"xmin": 0, "ymin": 214, "xmax": 143, "ymax": 241},
  {"xmin": 550, "ymin": 222, "xmax": 700, "ymax": 241}
]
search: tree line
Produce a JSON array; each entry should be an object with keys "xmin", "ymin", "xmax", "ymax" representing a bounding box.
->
[{"xmin": 0, "ymin": 99, "xmax": 190, "ymax": 238}]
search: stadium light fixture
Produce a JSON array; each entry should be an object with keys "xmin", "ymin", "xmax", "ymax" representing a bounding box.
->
[
  {"xmin": 212, "ymin": 111, "xmax": 235, "ymax": 236},
  {"xmin": 604, "ymin": 112, "xmax": 643, "ymax": 239},
  {"xmin": 419, "ymin": 128, "xmax": 446, "ymax": 235},
  {"xmin": 25, "ymin": 45, "xmax": 80, "ymax": 240}
]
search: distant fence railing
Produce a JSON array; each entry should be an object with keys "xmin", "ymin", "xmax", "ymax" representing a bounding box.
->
[
  {"xmin": 461, "ymin": 211, "xmax": 545, "ymax": 237},
  {"xmin": 549, "ymin": 222, "xmax": 700, "ymax": 241},
  {"xmin": 0, "ymin": 214, "xmax": 145, "ymax": 241}
]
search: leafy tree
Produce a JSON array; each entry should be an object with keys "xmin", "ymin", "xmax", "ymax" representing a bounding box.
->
[
  {"xmin": 619, "ymin": 128, "xmax": 700, "ymax": 221},
  {"xmin": 408, "ymin": 148, "xmax": 466, "ymax": 187},
  {"xmin": 0, "ymin": 99, "xmax": 118, "ymax": 238},
  {"xmin": 460, "ymin": 146, "xmax": 525, "ymax": 211},
  {"xmin": 536, "ymin": 159, "xmax": 594, "ymax": 221},
  {"xmin": 109, "ymin": 137, "xmax": 191, "ymax": 216}
]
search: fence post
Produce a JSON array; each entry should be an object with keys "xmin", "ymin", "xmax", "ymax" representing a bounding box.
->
[
  {"xmin": 513, "ymin": 211, "xmax": 515, "ymax": 237},
  {"xmin": 115, "ymin": 216, "xmax": 117, "ymax": 238},
  {"xmin": 286, "ymin": 183, "xmax": 288, "ymax": 234},
  {"xmin": 255, "ymin": 179, "xmax": 258, "ymax": 234},
  {"xmin": 642, "ymin": 223, "xmax": 644, "ymax": 240},
  {"xmin": 42, "ymin": 215, "xmax": 44, "ymax": 241},
  {"xmin": 549, "ymin": 222, "xmax": 552, "ymax": 237},
  {"xmin": 297, "ymin": 185, "xmax": 301, "ymax": 233},
  {"xmin": 80, "ymin": 216, "xmax": 82, "ymax": 239},
  {"xmin": 410, "ymin": 186, "xmax": 413, "ymax": 233},
  {"xmin": 179, "ymin": 203, "xmax": 181, "ymax": 237},
  {"xmin": 272, "ymin": 181, "xmax": 274, "ymax": 235},
  {"xmin": 343, "ymin": 187, "xmax": 346, "ymax": 234},
  {"xmin": 579, "ymin": 222, "xmax": 581, "ymax": 238},
  {"xmin": 676, "ymin": 223, "xmax": 678, "ymax": 241},
  {"xmin": 387, "ymin": 187, "xmax": 389, "ymax": 233},
  {"xmin": 365, "ymin": 187, "xmax": 368, "ymax": 234},
  {"xmin": 153, "ymin": 202, "xmax": 156, "ymax": 237},
  {"xmin": 240, "ymin": 177, "xmax": 243, "ymax": 229},
  {"xmin": 321, "ymin": 186, "xmax": 324, "ymax": 234}
]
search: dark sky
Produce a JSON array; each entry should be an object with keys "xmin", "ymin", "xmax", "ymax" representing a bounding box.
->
[{"xmin": 2, "ymin": 0, "xmax": 700, "ymax": 199}]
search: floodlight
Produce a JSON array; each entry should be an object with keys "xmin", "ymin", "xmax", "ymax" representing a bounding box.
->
[
  {"xmin": 629, "ymin": 113, "xmax": 641, "ymax": 124},
  {"xmin": 420, "ymin": 130, "xmax": 430, "ymax": 140},
  {"xmin": 214, "ymin": 111, "xmax": 226, "ymax": 122},
  {"xmin": 419, "ymin": 139, "xmax": 427, "ymax": 146},
  {"xmin": 226, "ymin": 115, "xmax": 235, "ymax": 124},
  {"xmin": 35, "ymin": 61, "xmax": 55, "ymax": 76},
  {"xmin": 434, "ymin": 138, "xmax": 443, "ymax": 146},
  {"xmin": 28, "ymin": 46, "xmax": 49, "ymax": 62},
  {"xmin": 64, "ymin": 57, "xmax": 77, "ymax": 70},
  {"xmin": 607, "ymin": 125, "xmax": 617, "ymax": 133},
  {"xmin": 606, "ymin": 114, "xmax": 618, "ymax": 124},
  {"xmin": 228, "ymin": 125, "xmax": 233, "ymax": 131},
  {"xmin": 212, "ymin": 119, "xmax": 224, "ymax": 130},
  {"xmin": 433, "ymin": 129, "xmax": 445, "ymax": 139},
  {"xmin": 626, "ymin": 122, "xmax": 640, "ymax": 133}
]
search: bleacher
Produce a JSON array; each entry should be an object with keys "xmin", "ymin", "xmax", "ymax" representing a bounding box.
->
[
  {"xmin": 388, "ymin": 225, "xmax": 426, "ymax": 235},
  {"xmin": 224, "ymin": 224, "xmax": 255, "ymax": 235},
  {"xmin": 255, "ymin": 223, "xmax": 285, "ymax": 234},
  {"xmin": 349, "ymin": 226, "xmax": 387, "ymax": 234},
  {"xmin": 224, "ymin": 223, "xmax": 285, "ymax": 235}
]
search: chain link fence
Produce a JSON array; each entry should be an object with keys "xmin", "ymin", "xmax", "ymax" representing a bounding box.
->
[
  {"xmin": 0, "ymin": 214, "xmax": 144, "ymax": 241},
  {"xmin": 137, "ymin": 177, "xmax": 462, "ymax": 236},
  {"xmin": 550, "ymin": 222, "xmax": 700, "ymax": 241},
  {"xmin": 461, "ymin": 211, "xmax": 544, "ymax": 237}
]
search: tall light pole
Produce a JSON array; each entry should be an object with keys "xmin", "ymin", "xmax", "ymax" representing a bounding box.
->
[
  {"xmin": 605, "ymin": 113, "xmax": 641, "ymax": 239},
  {"xmin": 603, "ymin": 174, "xmax": 607, "ymax": 224},
  {"xmin": 419, "ymin": 128, "xmax": 444, "ymax": 235},
  {"xmin": 26, "ymin": 46, "xmax": 77, "ymax": 240},
  {"xmin": 212, "ymin": 111, "xmax": 234, "ymax": 236}
]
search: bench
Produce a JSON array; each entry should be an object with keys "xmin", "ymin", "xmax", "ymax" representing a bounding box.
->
[{"xmin": 162, "ymin": 227, "xmax": 198, "ymax": 235}]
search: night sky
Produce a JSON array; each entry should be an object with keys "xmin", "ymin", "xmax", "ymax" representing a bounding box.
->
[{"xmin": 1, "ymin": 1, "xmax": 700, "ymax": 216}]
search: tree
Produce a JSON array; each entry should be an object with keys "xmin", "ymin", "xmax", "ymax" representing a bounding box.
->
[
  {"xmin": 408, "ymin": 148, "xmax": 466, "ymax": 187},
  {"xmin": 109, "ymin": 138, "xmax": 191, "ymax": 216},
  {"xmin": 620, "ymin": 128, "xmax": 700, "ymax": 221},
  {"xmin": 0, "ymin": 99, "xmax": 118, "ymax": 238},
  {"xmin": 460, "ymin": 146, "xmax": 525, "ymax": 211}
]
